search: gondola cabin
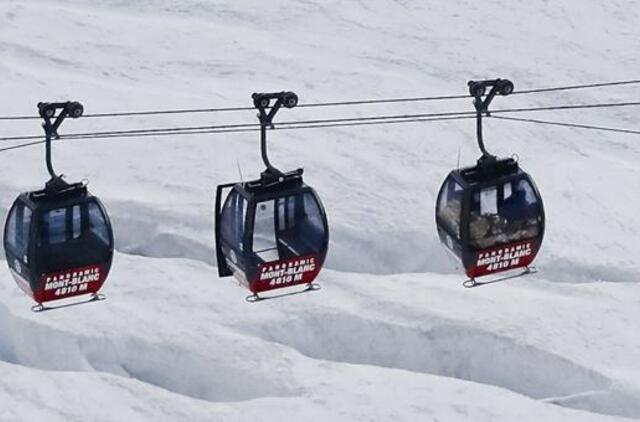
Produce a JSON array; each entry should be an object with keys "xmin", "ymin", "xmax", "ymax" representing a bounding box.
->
[
  {"xmin": 216, "ymin": 90, "xmax": 329, "ymax": 301},
  {"xmin": 3, "ymin": 101, "xmax": 114, "ymax": 310},
  {"xmin": 215, "ymin": 170, "xmax": 329, "ymax": 298},
  {"xmin": 4, "ymin": 182, "xmax": 114, "ymax": 306},
  {"xmin": 436, "ymin": 157, "xmax": 545, "ymax": 280}
]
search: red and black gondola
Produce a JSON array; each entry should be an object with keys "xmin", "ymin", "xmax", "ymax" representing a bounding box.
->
[
  {"xmin": 215, "ymin": 92, "xmax": 329, "ymax": 302},
  {"xmin": 3, "ymin": 102, "xmax": 114, "ymax": 311},
  {"xmin": 436, "ymin": 79, "xmax": 545, "ymax": 287}
]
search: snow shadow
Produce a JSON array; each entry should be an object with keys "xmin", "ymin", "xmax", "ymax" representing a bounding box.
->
[
  {"xmin": 106, "ymin": 199, "xmax": 457, "ymax": 275},
  {"xmin": 541, "ymin": 257, "xmax": 640, "ymax": 284},
  {"xmin": 253, "ymin": 312, "xmax": 640, "ymax": 419},
  {"xmin": 107, "ymin": 200, "xmax": 215, "ymax": 265},
  {"xmin": 0, "ymin": 304, "xmax": 297, "ymax": 403}
]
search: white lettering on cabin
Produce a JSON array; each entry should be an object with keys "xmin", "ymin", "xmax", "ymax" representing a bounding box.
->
[
  {"xmin": 476, "ymin": 243, "xmax": 532, "ymax": 268},
  {"xmin": 44, "ymin": 267, "xmax": 101, "ymax": 296},
  {"xmin": 260, "ymin": 257, "xmax": 317, "ymax": 286}
]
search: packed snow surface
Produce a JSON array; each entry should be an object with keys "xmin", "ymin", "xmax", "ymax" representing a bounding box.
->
[{"xmin": 0, "ymin": 1, "xmax": 639, "ymax": 421}]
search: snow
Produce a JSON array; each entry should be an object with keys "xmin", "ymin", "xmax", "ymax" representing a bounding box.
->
[{"xmin": 0, "ymin": 0, "xmax": 639, "ymax": 420}]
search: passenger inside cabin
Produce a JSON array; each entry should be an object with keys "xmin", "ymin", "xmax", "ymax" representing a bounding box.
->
[{"xmin": 469, "ymin": 180, "xmax": 541, "ymax": 249}]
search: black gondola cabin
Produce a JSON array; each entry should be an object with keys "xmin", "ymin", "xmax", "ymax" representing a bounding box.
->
[
  {"xmin": 3, "ymin": 101, "xmax": 114, "ymax": 309},
  {"xmin": 216, "ymin": 171, "xmax": 329, "ymax": 294},
  {"xmin": 436, "ymin": 157, "xmax": 544, "ymax": 279},
  {"xmin": 215, "ymin": 91, "xmax": 329, "ymax": 300},
  {"xmin": 435, "ymin": 79, "xmax": 545, "ymax": 283},
  {"xmin": 4, "ymin": 183, "xmax": 114, "ymax": 303}
]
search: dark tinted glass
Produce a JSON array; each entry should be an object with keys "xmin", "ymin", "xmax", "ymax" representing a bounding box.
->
[
  {"xmin": 5, "ymin": 202, "xmax": 32, "ymax": 261},
  {"xmin": 469, "ymin": 178, "xmax": 542, "ymax": 248},
  {"xmin": 39, "ymin": 203, "xmax": 111, "ymax": 246},
  {"xmin": 220, "ymin": 190, "xmax": 248, "ymax": 252},
  {"xmin": 437, "ymin": 176, "xmax": 463, "ymax": 239},
  {"xmin": 88, "ymin": 202, "xmax": 110, "ymax": 246},
  {"xmin": 252, "ymin": 191, "xmax": 327, "ymax": 262}
]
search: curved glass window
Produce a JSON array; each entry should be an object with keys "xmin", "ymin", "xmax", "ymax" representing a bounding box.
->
[
  {"xmin": 88, "ymin": 203, "xmax": 110, "ymax": 246},
  {"xmin": 220, "ymin": 190, "xmax": 248, "ymax": 252},
  {"xmin": 6, "ymin": 202, "xmax": 32, "ymax": 261},
  {"xmin": 437, "ymin": 177, "xmax": 463, "ymax": 239},
  {"xmin": 37, "ymin": 202, "xmax": 111, "ymax": 249},
  {"xmin": 299, "ymin": 192, "xmax": 327, "ymax": 250},
  {"xmin": 72, "ymin": 205, "xmax": 81, "ymax": 239},
  {"xmin": 469, "ymin": 178, "xmax": 542, "ymax": 248},
  {"xmin": 252, "ymin": 191, "xmax": 327, "ymax": 262},
  {"xmin": 253, "ymin": 199, "xmax": 278, "ymax": 261},
  {"xmin": 46, "ymin": 208, "xmax": 67, "ymax": 244}
]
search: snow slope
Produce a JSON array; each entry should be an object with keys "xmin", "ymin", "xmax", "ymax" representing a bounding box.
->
[{"xmin": 0, "ymin": 0, "xmax": 639, "ymax": 420}]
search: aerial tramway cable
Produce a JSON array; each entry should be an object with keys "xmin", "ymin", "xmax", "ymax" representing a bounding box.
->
[
  {"xmin": 0, "ymin": 100, "xmax": 638, "ymax": 147},
  {"xmin": 0, "ymin": 78, "xmax": 638, "ymax": 121}
]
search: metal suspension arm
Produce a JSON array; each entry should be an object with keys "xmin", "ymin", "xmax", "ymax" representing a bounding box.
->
[
  {"xmin": 467, "ymin": 78, "xmax": 514, "ymax": 161},
  {"xmin": 251, "ymin": 91, "xmax": 298, "ymax": 176},
  {"xmin": 37, "ymin": 101, "xmax": 84, "ymax": 180}
]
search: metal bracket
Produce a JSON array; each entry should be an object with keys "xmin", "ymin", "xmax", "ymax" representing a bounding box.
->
[
  {"xmin": 467, "ymin": 79, "xmax": 514, "ymax": 163},
  {"xmin": 251, "ymin": 91, "xmax": 298, "ymax": 177},
  {"xmin": 37, "ymin": 101, "xmax": 84, "ymax": 183}
]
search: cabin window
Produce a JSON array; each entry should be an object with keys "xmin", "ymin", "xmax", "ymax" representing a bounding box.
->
[
  {"xmin": 252, "ymin": 192, "xmax": 327, "ymax": 262},
  {"xmin": 253, "ymin": 200, "xmax": 279, "ymax": 261},
  {"xmin": 220, "ymin": 190, "xmax": 248, "ymax": 252},
  {"xmin": 72, "ymin": 205, "xmax": 82, "ymax": 239},
  {"xmin": 469, "ymin": 179, "xmax": 542, "ymax": 248},
  {"xmin": 6, "ymin": 203, "xmax": 32, "ymax": 261},
  {"xmin": 437, "ymin": 177, "xmax": 463, "ymax": 238},
  {"xmin": 46, "ymin": 208, "xmax": 67, "ymax": 245},
  {"xmin": 88, "ymin": 203, "xmax": 110, "ymax": 246}
]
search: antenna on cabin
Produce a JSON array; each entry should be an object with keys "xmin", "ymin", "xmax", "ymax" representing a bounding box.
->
[{"xmin": 236, "ymin": 159, "xmax": 244, "ymax": 183}]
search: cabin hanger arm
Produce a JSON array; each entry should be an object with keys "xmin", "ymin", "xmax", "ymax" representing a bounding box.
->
[
  {"xmin": 467, "ymin": 79, "xmax": 514, "ymax": 164},
  {"xmin": 37, "ymin": 101, "xmax": 84, "ymax": 183},
  {"xmin": 251, "ymin": 91, "xmax": 298, "ymax": 177}
]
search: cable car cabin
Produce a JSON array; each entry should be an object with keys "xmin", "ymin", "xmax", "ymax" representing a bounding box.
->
[
  {"xmin": 436, "ymin": 158, "xmax": 545, "ymax": 280},
  {"xmin": 3, "ymin": 183, "xmax": 114, "ymax": 305},
  {"xmin": 215, "ymin": 171, "xmax": 329, "ymax": 297}
]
